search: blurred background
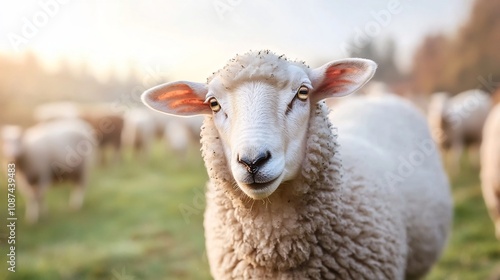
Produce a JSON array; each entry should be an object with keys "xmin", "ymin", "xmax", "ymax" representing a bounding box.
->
[{"xmin": 0, "ymin": 0, "xmax": 499, "ymax": 279}]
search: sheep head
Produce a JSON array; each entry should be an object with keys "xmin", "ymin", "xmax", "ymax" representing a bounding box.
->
[
  {"xmin": 142, "ymin": 51, "xmax": 376, "ymax": 199},
  {"xmin": 1, "ymin": 125, "xmax": 23, "ymax": 160}
]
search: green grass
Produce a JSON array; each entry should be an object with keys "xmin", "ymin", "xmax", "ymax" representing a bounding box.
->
[
  {"xmin": 427, "ymin": 158, "xmax": 500, "ymax": 280},
  {"xmin": 0, "ymin": 143, "xmax": 211, "ymax": 280},
  {"xmin": 0, "ymin": 143, "xmax": 499, "ymax": 279}
]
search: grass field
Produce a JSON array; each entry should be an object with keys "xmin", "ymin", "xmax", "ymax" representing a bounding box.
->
[{"xmin": 0, "ymin": 142, "xmax": 499, "ymax": 280}]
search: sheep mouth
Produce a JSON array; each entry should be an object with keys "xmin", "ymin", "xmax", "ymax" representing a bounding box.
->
[
  {"xmin": 247, "ymin": 177, "xmax": 279, "ymax": 190},
  {"xmin": 239, "ymin": 175, "xmax": 283, "ymax": 199}
]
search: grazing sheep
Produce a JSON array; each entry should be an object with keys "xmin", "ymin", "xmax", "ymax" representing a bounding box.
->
[
  {"xmin": 150, "ymin": 109, "xmax": 174, "ymax": 138},
  {"xmin": 163, "ymin": 115, "xmax": 204, "ymax": 158},
  {"xmin": 142, "ymin": 50, "xmax": 452, "ymax": 279},
  {"xmin": 1, "ymin": 119, "xmax": 96, "ymax": 224},
  {"xmin": 428, "ymin": 90, "xmax": 492, "ymax": 174},
  {"xmin": 149, "ymin": 110, "xmax": 203, "ymax": 157},
  {"xmin": 121, "ymin": 108, "xmax": 156, "ymax": 161},
  {"xmin": 480, "ymin": 104, "xmax": 500, "ymax": 240},
  {"xmin": 80, "ymin": 111, "xmax": 124, "ymax": 165}
]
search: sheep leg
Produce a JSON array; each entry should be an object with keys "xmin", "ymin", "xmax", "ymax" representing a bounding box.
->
[
  {"xmin": 23, "ymin": 188, "xmax": 39, "ymax": 224},
  {"xmin": 69, "ymin": 186, "xmax": 86, "ymax": 210},
  {"xmin": 112, "ymin": 143, "xmax": 122, "ymax": 164},
  {"xmin": 448, "ymin": 142, "xmax": 463, "ymax": 176},
  {"xmin": 99, "ymin": 148, "xmax": 107, "ymax": 166},
  {"xmin": 24, "ymin": 181, "xmax": 49, "ymax": 224},
  {"xmin": 14, "ymin": 173, "xmax": 38, "ymax": 224},
  {"xmin": 72, "ymin": 157, "xmax": 92, "ymax": 210},
  {"xmin": 467, "ymin": 144, "xmax": 481, "ymax": 169}
]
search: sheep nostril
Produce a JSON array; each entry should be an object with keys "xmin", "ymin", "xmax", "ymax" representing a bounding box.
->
[
  {"xmin": 237, "ymin": 151, "xmax": 271, "ymax": 174},
  {"xmin": 254, "ymin": 151, "xmax": 271, "ymax": 167}
]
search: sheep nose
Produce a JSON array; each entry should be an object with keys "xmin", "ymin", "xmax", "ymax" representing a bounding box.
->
[{"xmin": 237, "ymin": 151, "xmax": 271, "ymax": 174}]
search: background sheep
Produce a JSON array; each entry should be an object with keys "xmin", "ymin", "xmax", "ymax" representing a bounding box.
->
[
  {"xmin": 427, "ymin": 89, "xmax": 492, "ymax": 174},
  {"xmin": 149, "ymin": 110, "xmax": 203, "ymax": 158},
  {"xmin": 166, "ymin": 115, "xmax": 203, "ymax": 157},
  {"xmin": 80, "ymin": 110, "xmax": 124, "ymax": 165},
  {"xmin": 33, "ymin": 102, "xmax": 125, "ymax": 165},
  {"xmin": 121, "ymin": 108, "xmax": 156, "ymax": 161},
  {"xmin": 142, "ymin": 51, "xmax": 452, "ymax": 279},
  {"xmin": 1, "ymin": 119, "xmax": 96, "ymax": 224},
  {"xmin": 480, "ymin": 103, "xmax": 500, "ymax": 240}
]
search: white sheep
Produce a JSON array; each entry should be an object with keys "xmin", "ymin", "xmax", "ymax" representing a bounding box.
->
[
  {"xmin": 1, "ymin": 119, "xmax": 96, "ymax": 224},
  {"xmin": 151, "ymin": 111, "xmax": 203, "ymax": 157},
  {"xmin": 121, "ymin": 108, "xmax": 156, "ymax": 161},
  {"xmin": 142, "ymin": 50, "xmax": 452, "ymax": 279},
  {"xmin": 428, "ymin": 90, "xmax": 492, "ymax": 174},
  {"xmin": 165, "ymin": 116, "xmax": 203, "ymax": 156},
  {"xmin": 480, "ymin": 103, "xmax": 500, "ymax": 240}
]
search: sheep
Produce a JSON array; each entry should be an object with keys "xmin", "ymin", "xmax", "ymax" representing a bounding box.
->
[
  {"xmin": 1, "ymin": 119, "xmax": 96, "ymax": 224},
  {"xmin": 163, "ymin": 115, "xmax": 204, "ymax": 158},
  {"xmin": 427, "ymin": 89, "xmax": 492, "ymax": 174},
  {"xmin": 147, "ymin": 110, "xmax": 203, "ymax": 157},
  {"xmin": 141, "ymin": 50, "xmax": 453, "ymax": 279},
  {"xmin": 121, "ymin": 108, "xmax": 156, "ymax": 161},
  {"xmin": 33, "ymin": 102, "xmax": 125, "ymax": 165},
  {"xmin": 480, "ymin": 103, "xmax": 500, "ymax": 240},
  {"xmin": 79, "ymin": 111, "xmax": 124, "ymax": 165}
]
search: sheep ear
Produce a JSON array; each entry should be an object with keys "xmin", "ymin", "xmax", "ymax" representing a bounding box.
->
[
  {"xmin": 141, "ymin": 81, "xmax": 211, "ymax": 116},
  {"xmin": 310, "ymin": 59, "xmax": 377, "ymax": 103}
]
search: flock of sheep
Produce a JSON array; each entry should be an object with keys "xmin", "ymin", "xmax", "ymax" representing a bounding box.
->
[
  {"xmin": 0, "ymin": 102, "xmax": 202, "ymax": 224},
  {"xmin": 1, "ymin": 49, "xmax": 499, "ymax": 279}
]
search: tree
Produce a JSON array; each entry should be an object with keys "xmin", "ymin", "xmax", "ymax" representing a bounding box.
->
[{"xmin": 411, "ymin": 0, "xmax": 500, "ymax": 95}]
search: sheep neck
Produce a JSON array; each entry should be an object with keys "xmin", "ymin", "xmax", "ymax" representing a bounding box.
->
[{"xmin": 201, "ymin": 102, "xmax": 345, "ymax": 270}]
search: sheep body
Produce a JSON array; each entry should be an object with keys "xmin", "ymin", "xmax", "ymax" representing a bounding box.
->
[
  {"xmin": 202, "ymin": 97, "xmax": 451, "ymax": 279},
  {"xmin": 329, "ymin": 95, "xmax": 453, "ymax": 278},
  {"xmin": 121, "ymin": 108, "xmax": 156, "ymax": 160},
  {"xmin": 2, "ymin": 119, "xmax": 96, "ymax": 223},
  {"xmin": 445, "ymin": 90, "xmax": 491, "ymax": 145},
  {"xmin": 480, "ymin": 103, "xmax": 500, "ymax": 239},
  {"xmin": 142, "ymin": 51, "xmax": 452, "ymax": 279},
  {"xmin": 80, "ymin": 111, "xmax": 124, "ymax": 164},
  {"xmin": 428, "ymin": 90, "xmax": 492, "ymax": 173}
]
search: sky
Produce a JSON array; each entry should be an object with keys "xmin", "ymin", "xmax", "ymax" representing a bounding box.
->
[{"xmin": 0, "ymin": 0, "xmax": 474, "ymax": 82}]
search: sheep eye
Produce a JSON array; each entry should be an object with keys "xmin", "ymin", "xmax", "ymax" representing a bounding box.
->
[
  {"xmin": 296, "ymin": 85, "xmax": 309, "ymax": 101},
  {"xmin": 208, "ymin": 97, "xmax": 221, "ymax": 112}
]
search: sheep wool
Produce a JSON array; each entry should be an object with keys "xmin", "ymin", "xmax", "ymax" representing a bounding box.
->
[
  {"xmin": 142, "ymin": 50, "xmax": 453, "ymax": 280},
  {"xmin": 203, "ymin": 102, "xmax": 407, "ymax": 279}
]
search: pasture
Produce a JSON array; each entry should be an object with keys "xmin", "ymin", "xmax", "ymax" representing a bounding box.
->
[{"xmin": 0, "ymin": 142, "xmax": 498, "ymax": 280}]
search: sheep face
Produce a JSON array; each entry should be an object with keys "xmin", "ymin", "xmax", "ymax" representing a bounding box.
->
[
  {"xmin": 205, "ymin": 65, "xmax": 313, "ymax": 199},
  {"xmin": 142, "ymin": 51, "xmax": 376, "ymax": 199}
]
